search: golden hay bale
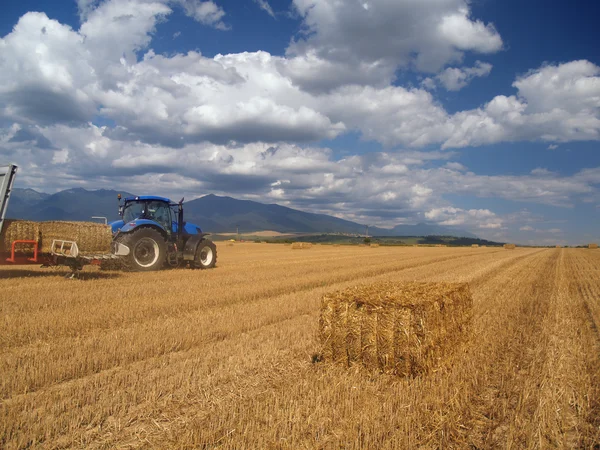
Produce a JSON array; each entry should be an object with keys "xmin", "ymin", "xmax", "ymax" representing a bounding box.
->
[
  {"xmin": 503, "ymin": 243, "xmax": 516, "ymax": 250},
  {"xmin": 589, "ymin": 243, "xmax": 598, "ymax": 249},
  {"xmin": 471, "ymin": 244, "xmax": 479, "ymax": 248},
  {"xmin": 555, "ymin": 245, "xmax": 561, "ymax": 248},
  {"xmin": 332, "ymin": 244, "xmax": 340, "ymax": 247},
  {"xmin": 370, "ymin": 243, "xmax": 380, "ymax": 248},
  {"xmin": 319, "ymin": 281, "xmax": 473, "ymax": 377},
  {"xmin": 0, "ymin": 220, "xmax": 41, "ymax": 252},
  {"xmin": 291, "ymin": 242, "xmax": 312, "ymax": 250},
  {"xmin": 39, "ymin": 221, "xmax": 113, "ymax": 254}
]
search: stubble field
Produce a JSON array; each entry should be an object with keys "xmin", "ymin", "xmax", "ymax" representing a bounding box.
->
[{"xmin": 0, "ymin": 244, "xmax": 599, "ymax": 448}]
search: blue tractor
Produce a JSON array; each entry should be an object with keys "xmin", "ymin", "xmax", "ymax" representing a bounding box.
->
[{"xmin": 109, "ymin": 194, "xmax": 217, "ymax": 271}]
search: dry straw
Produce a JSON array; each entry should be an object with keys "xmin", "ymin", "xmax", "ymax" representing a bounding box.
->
[
  {"xmin": 319, "ymin": 281, "xmax": 473, "ymax": 377},
  {"xmin": 504, "ymin": 243, "xmax": 516, "ymax": 249},
  {"xmin": 589, "ymin": 243, "xmax": 598, "ymax": 249},
  {"xmin": 291, "ymin": 242, "xmax": 312, "ymax": 250},
  {"xmin": 471, "ymin": 244, "xmax": 479, "ymax": 248},
  {"xmin": 39, "ymin": 222, "xmax": 112, "ymax": 254},
  {"xmin": 370, "ymin": 244, "xmax": 380, "ymax": 248},
  {"xmin": 0, "ymin": 220, "xmax": 41, "ymax": 252},
  {"xmin": 2, "ymin": 220, "xmax": 112, "ymax": 255}
]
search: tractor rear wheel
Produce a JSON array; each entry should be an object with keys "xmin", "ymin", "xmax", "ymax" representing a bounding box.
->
[
  {"xmin": 116, "ymin": 228, "xmax": 167, "ymax": 271},
  {"xmin": 192, "ymin": 240, "xmax": 217, "ymax": 269}
]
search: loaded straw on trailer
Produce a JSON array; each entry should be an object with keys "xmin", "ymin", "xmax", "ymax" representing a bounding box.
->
[{"xmin": 0, "ymin": 164, "xmax": 124, "ymax": 277}]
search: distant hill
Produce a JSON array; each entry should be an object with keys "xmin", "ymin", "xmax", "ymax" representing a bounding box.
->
[
  {"xmin": 7, "ymin": 188, "xmax": 131, "ymax": 222},
  {"xmin": 6, "ymin": 188, "xmax": 477, "ymax": 238}
]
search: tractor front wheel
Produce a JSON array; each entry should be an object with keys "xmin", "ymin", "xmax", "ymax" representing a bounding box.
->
[
  {"xmin": 116, "ymin": 228, "xmax": 167, "ymax": 271},
  {"xmin": 192, "ymin": 240, "xmax": 217, "ymax": 269}
]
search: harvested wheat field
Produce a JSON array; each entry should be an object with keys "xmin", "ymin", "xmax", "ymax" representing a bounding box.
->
[{"xmin": 1, "ymin": 245, "xmax": 599, "ymax": 448}]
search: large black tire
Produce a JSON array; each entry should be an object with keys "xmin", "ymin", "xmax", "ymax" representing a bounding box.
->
[
  {"xmin": 116, "ymin": 227, "xmax": 167, "ymax": 272},
  {"xmin": 192, "ymin": 240, "xmax": 217, "ymax": 269},
  {"xmin": 99, "ymin": 259, "xmax": 123, "ymax": 271}
]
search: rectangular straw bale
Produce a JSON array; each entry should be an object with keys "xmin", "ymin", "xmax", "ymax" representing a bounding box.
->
[
  {"xmin": 503, "ymin": 243, "xmax": 516, "ymax": 249},
  {"xmin": 291, "ymin": 242, "xmax": 312, "ymax": 249},
  {"xmin": 471, "ymin": 244, "xmax": 479, "ymax": 248},
  {"xmin": 319, "ymin": 281, "xmax": 472, "ymax": 377},
  {"xmin": 370, "ymin": 243, "xmax": 380, "ymax": 248},
  {"xmin": 0, "ymin": 220, "xmax": 41, "ymax": 253},
  {"xmin": 589, "ymin": 243, "xmax": 598, "ymax": 249},
  {"xmin": 39, "ymin": 221, "xmax": 113, "ymax": 254}
]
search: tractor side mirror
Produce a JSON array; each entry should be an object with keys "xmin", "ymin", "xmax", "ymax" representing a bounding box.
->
[{"xmin": 117, "ymin": 193, "xmax": 123, "ymax": 216}]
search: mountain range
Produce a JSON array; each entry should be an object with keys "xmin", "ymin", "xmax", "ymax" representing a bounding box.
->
[{"xmin": 6, "ymin": 188, "xmax": 477, "ymax": 238}]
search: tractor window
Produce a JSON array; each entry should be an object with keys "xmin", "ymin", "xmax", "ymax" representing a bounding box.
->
[
  {"xmin": 146, "ymin": 201, "xmax": 171, "ymax": 229},
  {"xmin": 123, "ymin": 202, "xmax": 145, "ymax": 222}
]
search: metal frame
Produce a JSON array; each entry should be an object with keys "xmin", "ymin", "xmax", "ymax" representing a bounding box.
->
[
  {"xmin": 6, "ymin": 240, "xmax": 39, "ymax": 263},
  {"xmin": 0, "ymin": 164, "xmax": 18, "ymax": 235}
]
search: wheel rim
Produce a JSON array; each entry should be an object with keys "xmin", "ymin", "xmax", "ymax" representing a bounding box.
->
[
  {"xmin": 133, "ymin": 238, "xmax": 160, "ymax": 268},
  {"xmin": 200, "ymin": 247, "xmax": 213, "ymax": 266}
]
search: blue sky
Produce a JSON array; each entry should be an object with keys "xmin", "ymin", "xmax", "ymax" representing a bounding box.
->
[{"xmin": 1, "ymin": 0, "xmax": 599, "ymax": 245}]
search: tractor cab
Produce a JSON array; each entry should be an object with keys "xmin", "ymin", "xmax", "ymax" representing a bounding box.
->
[
  {"xmin": 109, "ymin": 194, "xmax": 216, "ymax": 271},
  {"xmin": 118, "ymin": 196, "xmax": 180, "ymax": 235}
]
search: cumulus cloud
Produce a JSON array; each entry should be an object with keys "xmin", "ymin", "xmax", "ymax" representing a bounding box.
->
[
  {"xmin": 435, "ymin": 61, "xmax": 493, "ymax": 91},
  {"xmin": 173, "ymin": 0, "xmax": 229, "ymax": 30},
  {"xmin": 2, "ymin": 1, "xmax": 598, "ymax": 151},
  {"xmin": 289, "ymin": 0, "xmax": 502, "ymax": 77},
  {"xmin": 4, "ymin": 120, "xmax": 599, "ymax": 235},
  {"xmin": 442, "ymin": 60, "xmax": 600, "ymax": 148},
  {"xmin": 425, "ymin": 207, "xmax": 502, "ymax": 229}
]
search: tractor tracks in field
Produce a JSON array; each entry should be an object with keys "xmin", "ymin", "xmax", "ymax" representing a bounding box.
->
[
  {"xmin": 0, "ymin": 249, "xmax": 540, "ymax": 405},
  {"xmin": 455, "ymin": 249, "xmax": 559, "ymax": 448},
  {"xmin": 571, "ymin": 252, "xmax": 600, "ymax": 345},
  {"xmin": 564, "ymin": 251, "xmax": 600, "ymax": 446}
]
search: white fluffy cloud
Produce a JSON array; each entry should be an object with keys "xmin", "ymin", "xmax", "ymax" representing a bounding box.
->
[
  {"xmin": 2, "ymin": 1, "xmax": 598, "ymax": 150},
  {"xmin": 4, "ymin": 120, "xmax": 599, "ymax": 235},
  {"xmin": 425, "ymin": 207, "xmax": 502, "ymax": 229},
  {"xmin": 174, "ymin": 0, "xmax": 228, "ymax": 30},
  {"xmin": 289, "ymin": 0, "xmax": 502, "ymax": 75},
  {"xmin": 432, "ymin": 61, "xmax": 493, "ymax": 91}
]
